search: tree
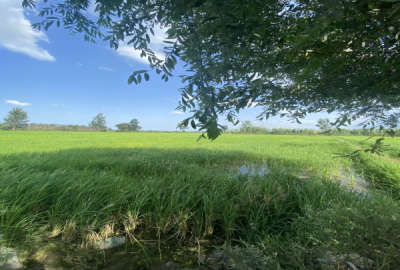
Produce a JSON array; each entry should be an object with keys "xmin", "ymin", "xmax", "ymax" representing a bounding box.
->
[
  {"xmin": 129, "ymin": 119, "xmax": 141, "ymax": 131},
  {"xmin": 89, "ymin": 113, "xmax": 107, "ymax": 131},
  {"xmin": 240, "ymin": 121, "xmax": 255, "ymax": 133},
  {"xmin": 316, "ymin": 119, "xmax": 331, "ymax": 133},
  {"xmin": 3, "ymin": 107, "xmax": 29, "ymax": 130},
  {"xmin": 116, "ymin": 118, "xmax": 141, "ymax": 132},
  {"xmin": 23, "ymin": 0, "xmax": 400, "ymax": 139}
]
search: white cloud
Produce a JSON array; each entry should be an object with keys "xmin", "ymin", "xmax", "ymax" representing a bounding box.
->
[
  {"xmin": 6, "ymin": 100, "xmax": 31, "ymax": 106},
  {"xmin": 0, "ymin": 0, "xmax": 55, "ymax": 61},
  {"xmin": 98, "ymin": 66, "xmax": 115, "ymax": 72},
  {"xmin": 116, "ymin": 24, "xmax": 168, "ymax": 64},
  {"xmin": 171, "ymin": 110, "xmax": 184, "ymax": 115},
  {"xmin": 117, "ymin": 45, "xmax": 150, "ymax": 64},
  {"xmin": 117, "ymin": 44, "xmax": 166, "ymax": 64}
]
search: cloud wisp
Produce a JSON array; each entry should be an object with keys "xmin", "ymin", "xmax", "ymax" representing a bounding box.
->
[
  {"xmin": 0, "ymin": 0, "xmax": 55, "ymax": 61},
  {"xmin": 116, "ymin": 25, "xmax": 169, "ymax": 64},
  {"xmin": 6, "ymin": 100, "xmax": 32, "ymax": 107}
]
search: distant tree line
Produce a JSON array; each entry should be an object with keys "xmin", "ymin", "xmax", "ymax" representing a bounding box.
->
[
  {"xmin": 0, "ymin": 108, "xmax": 142, "ymax": 132},
  {"xmin": 230, "ymin": 120, "xmax": 400, "ymax": 136},
  {"xmin": 26, "ymin": 124, "xmax": 95, "ymax": 131},
  {"xmin": 1, "ymin": 108, "xmax": 397, "ymax": 136}
]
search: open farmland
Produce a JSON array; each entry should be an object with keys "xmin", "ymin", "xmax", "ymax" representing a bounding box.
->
[{"xmin": 1, "ymin": 131, "xmax": 400, "ymax": 269}]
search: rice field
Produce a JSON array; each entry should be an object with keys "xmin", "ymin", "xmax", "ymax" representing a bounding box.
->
[{"xmin": 0, "ymin": 131, "xmax": 399, "ymax": 269}]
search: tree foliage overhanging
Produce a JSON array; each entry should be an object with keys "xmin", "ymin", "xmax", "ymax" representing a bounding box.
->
[{"xmin": 23, "ymin": 0, "xmax": 400, "ymax": 139}]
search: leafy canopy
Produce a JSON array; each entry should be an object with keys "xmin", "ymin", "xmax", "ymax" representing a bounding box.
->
[
  {"xmin": 23, "ymin": 0, "xmax": 400, "ymax": 139},
  {"xmin": 3, "ymin": 107, "xmax": 29, "ymax": 130},
  {"xmin": 116, "ymin": 118, "xmax": 141, "ymax": 132},
  {"xmin": 89, "ymin": 113, "xmax": 107, "ymax": 130}
]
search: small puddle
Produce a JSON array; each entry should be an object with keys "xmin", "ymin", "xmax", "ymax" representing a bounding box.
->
[
  {"xmin": 0, "ymin": 234, "xmax": 23, "ymax": 269},
  {"xmin": 333, "ymin": 166, "xmax": 369, "ymax": 195},
  {"xmin": 229, "ymin": 162, "xmax": 270, "ymax": 179}
]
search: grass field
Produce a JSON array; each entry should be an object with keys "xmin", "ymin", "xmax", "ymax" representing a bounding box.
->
[{"xmin": 1, "ymin": 131, "xmax": 400, "ymax": 269}]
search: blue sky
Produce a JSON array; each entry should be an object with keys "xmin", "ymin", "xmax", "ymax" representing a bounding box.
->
[{"xmin": 0, "ymin": 0, "xmax": 333, "ymax": 131}]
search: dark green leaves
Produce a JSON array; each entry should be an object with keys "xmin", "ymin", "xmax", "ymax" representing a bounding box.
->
[
  {"xmin": 190, "ymin": 120, "xmax": 196, "ymax": 129},
  {"xmin": 25, "ymin": 0, "xmax": 400, "ymax": 139},
  {"xmin": 128, "ymin": 70, "xmax": 149, "ymax": 84}
]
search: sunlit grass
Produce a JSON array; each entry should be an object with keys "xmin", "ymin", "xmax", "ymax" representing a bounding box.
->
[{"xmin": 0, "ymin": 131, "xmax": 399, "ymax": 268}]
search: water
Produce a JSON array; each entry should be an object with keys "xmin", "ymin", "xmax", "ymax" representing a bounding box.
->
[
  {"xmin": 230, "ymin": 162, "xmax": 270, "ymax": 179},
  {"xmin": 335, "ymin": 166, "xmax": 369, "ymax": 195},
  {"xmin": 0, "ymin": 234, "xmax": 23, "ymax": 270}
]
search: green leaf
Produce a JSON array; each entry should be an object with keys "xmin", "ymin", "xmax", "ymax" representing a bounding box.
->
[
  {"xmin": 128, "ymin": 75, "xmax": 137, "ymax": 84},
  {"xmin": 190, "ymin": 120, "xmax": 196, "ymax": 129},
  {"xmin": 44, "ymin": 21, "xmax": 54, "ymax": 30}
]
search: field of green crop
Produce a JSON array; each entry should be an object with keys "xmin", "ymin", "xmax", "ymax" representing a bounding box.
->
[{"xmin": 1, "ymin": 131, "xmax": 400, "ymax": 269}]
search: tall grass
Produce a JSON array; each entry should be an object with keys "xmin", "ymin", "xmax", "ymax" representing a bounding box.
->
[
  {"xmin": 337, "ymin": 136, "xmax": 400, "ymax": 198},
  {"xmin": 0, "ymin": 131, "xmax": 400, "ymax": 268}
]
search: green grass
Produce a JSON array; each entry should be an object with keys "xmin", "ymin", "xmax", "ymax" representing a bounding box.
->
[
  {"xmin": 335, "ymin": 136, "xmax": 400, "ymax": 198},
  {"xmin": 1, "ymin": 131, "xmax": 400, "ymax": 269}
]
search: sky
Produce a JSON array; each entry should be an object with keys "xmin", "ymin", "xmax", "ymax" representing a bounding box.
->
[{"xmin": 0, "ymin": 0, "xmax": 335, "ymax": 131}]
